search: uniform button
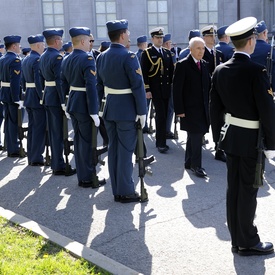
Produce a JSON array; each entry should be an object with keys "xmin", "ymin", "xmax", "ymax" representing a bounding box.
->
[{"xmin": 167, "ymin": 82, "xmax": 169, "ymax": 84}]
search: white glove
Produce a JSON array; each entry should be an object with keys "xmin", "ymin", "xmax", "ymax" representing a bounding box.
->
[
  {"xmin": 264, "ymin": 150, "xmax": 275, "ymax": 159},
  {"xmin": 15, "ymin": 100, "xmax": 24, "ymax": 109},
  {"xmin": 90, "ymin": 114, "xmax": 100, "ymax": 127},
  {"xmin": 136, "ymin": 114, "xmax": 146, "ymax": 129},
  {"xmin": 65, "ymin": 112, "xmax": 71, "ymax": 120},
  {"xmin": 61, "ymin": 103, "xmax": 66, "ymax": 112}
]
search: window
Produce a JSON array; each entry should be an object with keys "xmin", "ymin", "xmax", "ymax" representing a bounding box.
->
[
  {"xmin": 42, "ymin": 0, "xmax": 65, "ymax": 29},
  {"xmin": 147, "ymin": 0, "xmax": 168, "ymax": 32},
  {"xmin": 95, "ymin": 0, "xmax": 117, "ymax": 38},
  {"xmin": 198, "ymin": 0, "xmax": 218, "ymax": 30}
]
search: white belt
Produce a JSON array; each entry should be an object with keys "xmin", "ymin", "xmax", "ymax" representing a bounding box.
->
[
  {"xmin": 104, "ymin": 87, "xmax": 132, "ymax": 96},
  {"xmin": 45, "ymin": 81, "xmax": 56, "ymax": 87},
  {"xmin": 70, "ymin": 86, "xmax": 86, "ymax": 92},
  {"xmin": 1, "ymin": 82, "xmax": 10, "ymax": 87},
  {"xmin": 225, "ymin": 113, "xmax": 259, "ymax": 129},
  {"xmin": 26, "ymin": 83, "xmax": 36, "ymax": 88}
]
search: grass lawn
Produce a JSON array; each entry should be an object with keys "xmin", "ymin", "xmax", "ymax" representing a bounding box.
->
[{"xmin": 0, "ymin": 216, "xmax": 111, "ymax": 275}]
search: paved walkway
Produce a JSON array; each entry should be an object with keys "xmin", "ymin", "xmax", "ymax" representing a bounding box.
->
[{"xmin": 1, "ymin": 124, "xmax": 275, "ymax": 275}]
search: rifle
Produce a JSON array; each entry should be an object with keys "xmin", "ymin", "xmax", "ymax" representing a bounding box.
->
[
  {"xmin": 266, "ymin": 35, "xmax": 274, "ymax": 88},
  {"xmin": 212, "ymin": 23, "xmax": 217, "ymax": 72},
  {"xmin": 137, "ymin": 118, "xmax": 152, "ymax": 202},
  {"xmin": 62, "ymin": 113, "xmax": 74, "ymax": 175},
  {"xmin": 253, "ymin": 122, "xmax": 264, "ymax": 188},
  {"xmin": 148, "ymin": 100, "xmax": 155, "ymax": 134},
  {"xmin": 91, "ymin": 118, "xmax": 107, "ymax": 186},
  {"xmin": 17, "ymin": 108, "xmax": 27, "ymax": 158},
  {"xmin": 173, "ymin": 115, "xmax": 179, "ymax": 139}
]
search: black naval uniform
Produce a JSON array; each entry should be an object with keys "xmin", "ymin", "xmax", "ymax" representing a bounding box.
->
[
  {"xmin": 210, "ymin": 52, "xmax": 275, "ymax": 248},
  {"xmin": 140, "ymin": 46, "xmax": 174, "ymax": 149}
]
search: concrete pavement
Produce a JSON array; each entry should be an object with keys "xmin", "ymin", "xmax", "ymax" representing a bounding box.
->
[{"xmin": 1, "ymin": 123, "xmax": 275, "ymax": 275}]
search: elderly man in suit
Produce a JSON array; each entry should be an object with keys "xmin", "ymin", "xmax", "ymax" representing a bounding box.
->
[{"xmin": 173, "ymin": 37, "xmax": 211, "ymax": 177}]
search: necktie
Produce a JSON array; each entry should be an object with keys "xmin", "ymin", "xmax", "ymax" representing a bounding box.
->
[
  {"xmin": 159, "ymin": 48, "xmax": 162, "ymax": 56},
  {"xmin": 197, "ymin": 61, "xmax": 201, "ymax": 70}
]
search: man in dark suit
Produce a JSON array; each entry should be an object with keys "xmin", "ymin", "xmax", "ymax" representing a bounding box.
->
[
  {"xmin": 201, "ymin": 24, "xmax": 226, "ymax": 162},
  {"xmin": 210, "ymin": 17, "xmax": 275, "ymax": 256},
  {"xmin": 173, "ymin": 37, "xmax": 211, "ymax": 177},
  {"xmin": 140, "ymin": 27, "xmax": 174, "ymax": 153}
]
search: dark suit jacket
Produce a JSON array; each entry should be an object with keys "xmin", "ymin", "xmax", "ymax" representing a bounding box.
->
[
  {"xmin": 210, "ymin": 53, "xmax": 275, "ymax": 157},
  {"xmin": 203, "ymin": 48, "xmax": 224, "ymax": 75},
  {"xmin": 173, "ymin": 54, "xmax": 211, "ymax": 134},
  {"xmin": 140, "ymin": 46, "xmax": 174, "ymax": 99}
]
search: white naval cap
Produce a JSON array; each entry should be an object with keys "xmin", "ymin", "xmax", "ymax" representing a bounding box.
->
[
  {"xmin": 200, "ymin": 25, "xmax": 217, "ymax": 36},
  {"xmin": 149, "ymin": 27, "xmax": 164, "ymax": 37},
  {"xmin": 225, "ymin": 17, "xmax": 257, "ymax": 41}
]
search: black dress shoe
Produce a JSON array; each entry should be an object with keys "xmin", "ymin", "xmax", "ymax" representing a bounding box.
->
[
  {"xmin": 191, "ymin": 167, "xmax": 207, "ymax": 178},
  {"xmin": 30, "ymin": 162, "xmax": 45, "ymax": 166},
  {"xmin": 114, "ymin": 195, "xmax": 121, "ymax": 202},
  {"xmin": 0, "ymin": 145, "xmax": 3, "ymax": 150},
  {"xmin": 215, "ymin": 149, "xmax": 226, "ymax": 162},
  {"xmin": 231, "ymin": 246, "xmax": 239, "ymax": 253},
  {"xmin": 166, "ymin": 132, "xmax": 175, "ymax": 139},
  {"xmin": 157, "ymin": 145, "xmax": 169, "ymax": 153},
  {"xmin": 238, "ymin": 242, "xmax": 274, "ymax": 256},
  {"xmin": 79, "ymin": 178, "xmax": 106, "ymax": 188},
  {"xmin": 184, "ymin": 163, "xmax": 191, "ymax": 170},
  {"xmin": 120, "ymin": 192, "xmax": 141, "ymax": 203},
  {"xmin": 8, "ymin": 152, "xmax": 20, "ymax": 158},
  {"xmin": 53, "ymin": 167, "xmax": 76, "ymax": 176}
]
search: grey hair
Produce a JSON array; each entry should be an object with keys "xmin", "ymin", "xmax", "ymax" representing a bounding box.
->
[{"xmin": 189, "ymin": 37, "xmax": 205, "ymax": 48}]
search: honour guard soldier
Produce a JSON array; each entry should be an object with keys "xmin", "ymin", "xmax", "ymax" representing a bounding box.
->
[
  {"xmin": 135, "ymin": 35, "xmax": 147, "ymax": 63},
  {"xmin": 251, "ymin": 20, "xmax": 275, "ymax": 90},
  {"xmin": 201, "ymin": 24, "xmax": 226, "ymax": 162},
  {"xmin": 215, "ymin": 25, "xmax": 234, "ymax": 61},
  {"xmin": 40, "ymin": 28, "xmax": 76, "ymax": 176},
  {"xmin": 62, "ymin": 41, "xmax": 73, "ymax": 57},
  {"xmin": 96, "ymin": 19, "xmax": 147, "ymax": 203},
  {"xmin": 61, "ymin": 27, "xmax": 106, "ymax": 188},
  {"xmin": 210, "ymin": 17, "xmax": 275, "ymax": 256},
  {"xmin": 0, "ymin": 35, "xmax": 23, "ymax": 157},
  {"xmin": 140, "ymin": 27, "xmax": 174, "ymax": 153},
  {"xmin": 179, "ymin": 29, "xmax": 201, "ymax": 60},
  {"xmin": 21, "ymin": 34, "xmax": 46, "ymax": 166},
  {"xmin": 0, "ymin": 44, "xmax": 5, "ymax": 149}
]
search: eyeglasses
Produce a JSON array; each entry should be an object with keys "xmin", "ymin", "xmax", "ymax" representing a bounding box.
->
[{"xmin": 90, "ymin": 40, "xmax": 94, "ymax": 43}]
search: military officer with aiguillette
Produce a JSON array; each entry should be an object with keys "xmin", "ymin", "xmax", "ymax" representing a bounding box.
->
[
  {"xmin": 39, "ymin": 28, "xmax": 76, "ymax": 176},
  {"xmin": 0, "ymin": 35, "xmax": 23, "ymax": 157},
  {"xmin": 140, "ymin": 27, "xmax": 174, "ymax": 153},
  {"xmin": 61, "ymin": 27, "xmax": 106, "ymax": 188},
  {"xmin": 21, "ymin": 34, "xmax": 46, "ymax": 166}
]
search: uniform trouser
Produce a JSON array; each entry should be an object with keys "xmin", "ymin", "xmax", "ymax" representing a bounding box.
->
[
  {"xmin": 26, "ymin": 107, "xmax": 46, "ymax": 164},
  {"xmin": 166, "ymin": 91, "xmax": 174, "ymax": 133},
  {"xmin": 45, "ymin": 106, "xmax": 65, "ymax": 171},
  {"xmin": 105, "ymin": 119, "xmax": 137, "ymax": 196},
  {"xmin": 4, "ymin": 103, "xmax": 19, "ymax": 154},
  {"xmin": 70, "ymin": 113, "xmax": 95, "ymax": 182},
  {"xmin": 0, "ymin": 103, "xmax": 4, "ymax": 143},
  {"xmin": 152, "ymin": 97, "xmax": 169, "ymax": 148},
  {"xmin": 226, "ymin": 153, "xmax": 260, "ymax": 248},
  {"xmin": 185, "ymin": 132, "xmax": 204, "ymax": 168}
]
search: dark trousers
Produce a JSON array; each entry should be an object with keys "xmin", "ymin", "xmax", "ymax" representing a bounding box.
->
[
  {"xmin": 0, "ymin": 103, "xmax": 4, "ymax": 143},
  {"xmin": 226, "ymin": 153, "xmax": 260, "ymax": 248},
  {"xmin": 26, "ymin": 107, "xmax": 46, "ymax": 164},
  {"xmin": 4, "ymin": 103, "xmax": 19, "ymax": 154},
  {"xmin": 71, "ymin": 113, "xmax": 95, "ymax": 182},
  {"xmin": 105, "ymin": 120, "xmax": 137, "ymax": 196},
  {"xmin": 45, "ymin": 106, "xmax": 65, "ymax": 170},
  {"xmin": 185, "ymin": 132, "xmax": 204, "ymax": 168},
  {"xmin": 152, "ymin": 97, "xmax": 169, "ymax": 148}
]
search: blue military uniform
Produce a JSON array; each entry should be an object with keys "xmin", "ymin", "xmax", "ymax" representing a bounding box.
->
[
  {"xmin": 62, "ymin": 41, "xmax": 73, "ymax": 57},
  {"xmin": 96, "ymin": 19, "xmax": 147, "ymax": 199},
  {"xmin": 22, "ymin": 34, "xmax": 46, "ymax": 165},
  {"xmin": 0, "ymin": 35, "xmax": 22, "ymax": 156},
  {"xmin": 61, "ymin": 27, "xmax": 104, "ymax": 188},
  {"xmin": 251, "ymin": 20, "xmax": 275, "ymax": 90},
  {"xmin": 0, "ymin": 44, "xmax": 4, "ymax": 149},
  {"xmin": 40, "ymin": 28, "xmax": 75, "ymax": 175},
  {"xmin": 135, "ymin": 35, "xmax": 147, "ymax": 63},
  {"xmin": 215, "ymin": 25, "xmax": 234, "ymax": 61}
]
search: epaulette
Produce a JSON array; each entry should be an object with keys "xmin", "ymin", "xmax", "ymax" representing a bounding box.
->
[
  {"xmin": 88, "ymin": 56, "xmax": 93, "ymax": 60},
  {"xmin": 57, "ymin": 56, "xmax": 62, "ymax": 60},
  {"xmin": 131, "ymin": 54, "xmax": 136, "ymax": 58}
]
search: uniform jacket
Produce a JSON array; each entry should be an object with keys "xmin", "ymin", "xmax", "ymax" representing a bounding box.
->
[
  {"xmin": 96, "ymin": 43, "xmax": 147, "ymax": 121},
  {"xmin": 21, "ymin": 50, "xmax": 44, "ymax": 108},
  {"xmin": 140, "ymin": 46, "xmax": 174, "ymax": 99},
  {"xmin": 0, "ymin": 52, "xmax": 21, "ymax": 103},
  {"xmin": 135, "ymin": 48, "xmax": 143, "ymax": 63},
  {"xmin": 39, "ymin": 47, "xmax": 65, "ymax": 106},
  {"xmin": 61, "ymin": 49, "xmax": 98, "ymax": 115},
  {"xmin": 173, "ymin": 54, "xmax": 211, "ymax": 134},
  {"xmin": 215, "ymin": 41, "xmax": 234, "ymax": 61},
  {"xmin": 203, "ymin": 47, "xmax": 224, "ymax": 75},
  {"xmin": 210, "ymin": 53, "xmax": 275, "ymax": 157}
]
